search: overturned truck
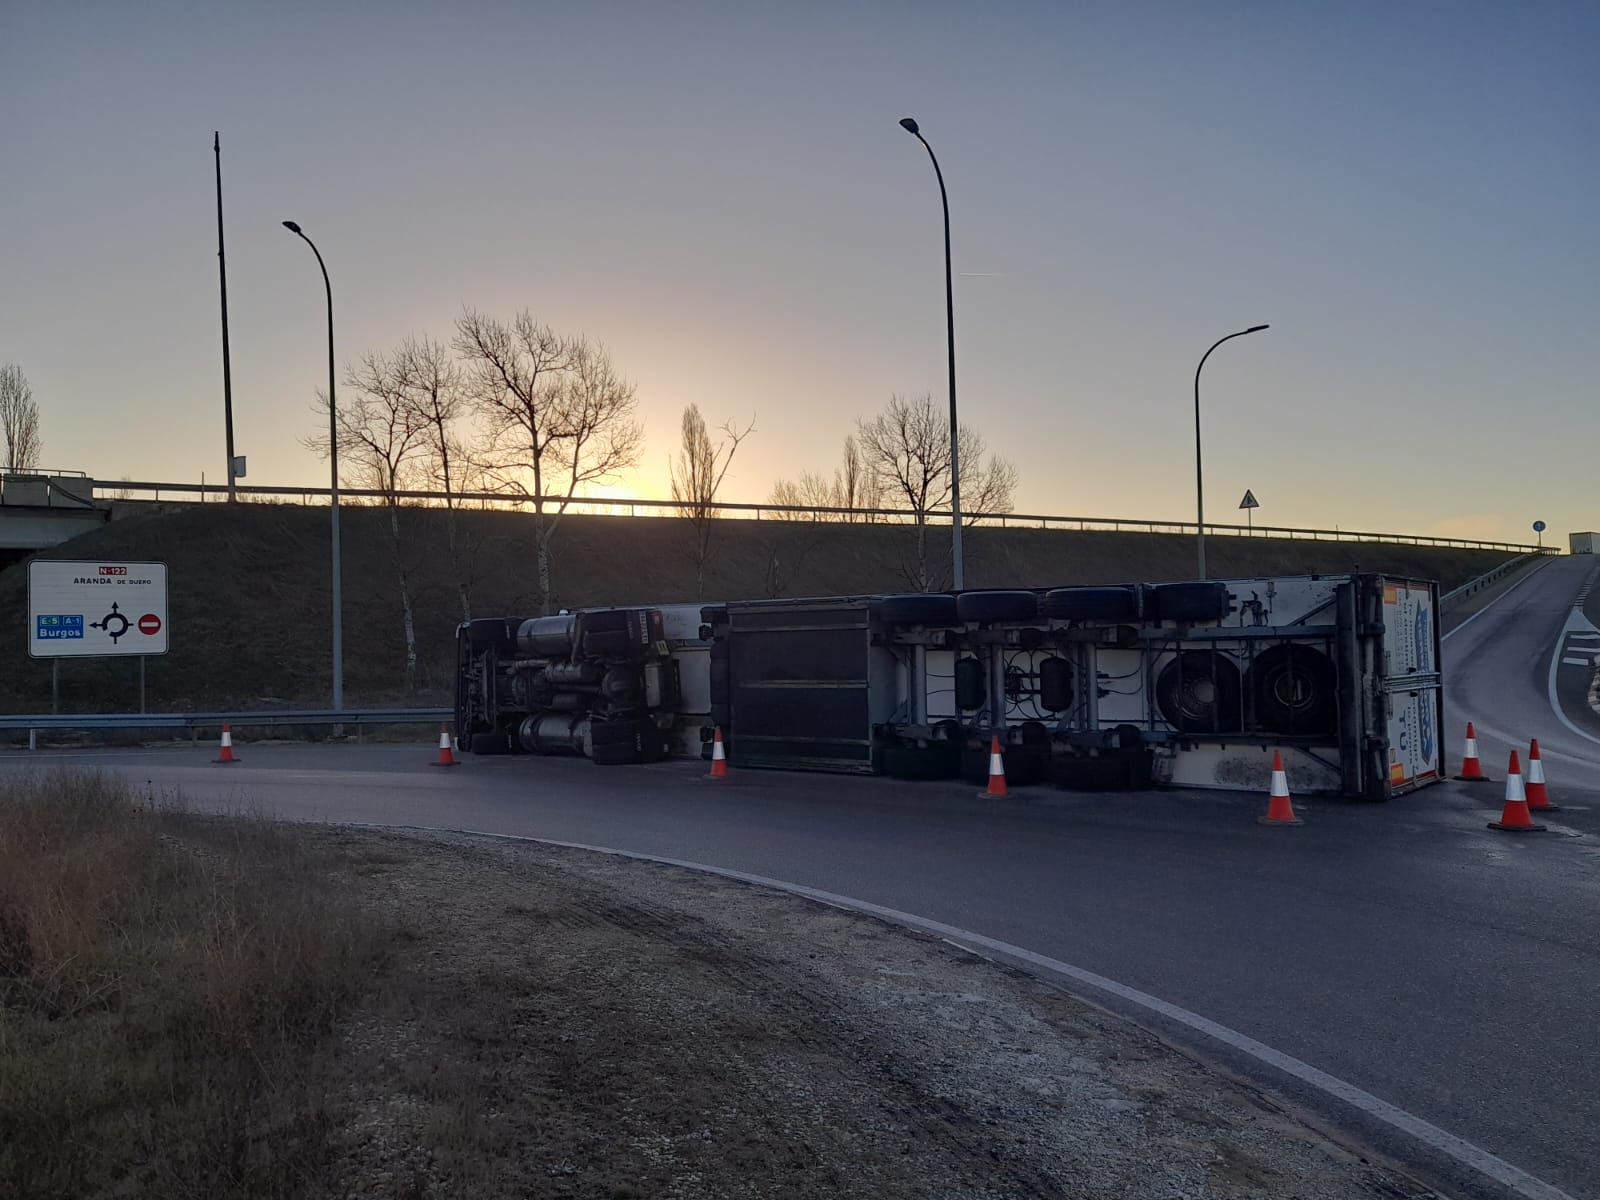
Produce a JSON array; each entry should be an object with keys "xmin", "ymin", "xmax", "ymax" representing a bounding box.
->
[{"xmin": 454, "ymin": 573, "xmax": 1443, "ymax": 799}]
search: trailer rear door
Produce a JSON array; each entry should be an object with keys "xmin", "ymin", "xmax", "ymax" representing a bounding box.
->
[
  {"xmin": 725, "ymin": 601, "xmax": 875, "ymax": 772},
  {"xmin": 1379, "ymin": 578, "xmax": 1444, "ymax": 795}
]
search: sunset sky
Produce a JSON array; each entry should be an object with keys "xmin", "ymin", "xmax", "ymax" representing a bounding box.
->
[{"xmin": 3, "ymin": 1, "xmax": 1595, "ymax": 543}]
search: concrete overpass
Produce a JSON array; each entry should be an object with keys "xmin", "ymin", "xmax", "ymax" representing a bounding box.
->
[{"xmin": 0, "ymin": 472, "xmax": 110, "ymax": 570}]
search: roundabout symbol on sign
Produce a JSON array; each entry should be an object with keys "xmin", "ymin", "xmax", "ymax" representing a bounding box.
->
[{"xmin": 91, "ymin": 602, "xmax": 132, "ymax": 644}]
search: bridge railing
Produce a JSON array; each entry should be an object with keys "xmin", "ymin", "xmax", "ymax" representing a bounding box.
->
[
  {"xmin": 0, "ymin": 708, "xmax": 452, "ymax": 749},
  {"xmin": 97, "ymin": 479, "xmax": 1548, "ymax": 555},
  {"xmin": 1439, "ymin": 553, "xmax": 1547, "ymax": 614}
]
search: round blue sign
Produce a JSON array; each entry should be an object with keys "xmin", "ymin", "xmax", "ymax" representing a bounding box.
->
[{"xmin": 1533, "ymin": 520, "xmax": 1547, "ymax": 532}]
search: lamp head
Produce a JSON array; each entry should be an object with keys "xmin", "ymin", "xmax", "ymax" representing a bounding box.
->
[
  {"xmin": 898, "ymin": 117, "xmax": 920, "ymax": 135},
  {"xmin": 282, "ymin": 220, "xmax": 303, "ymax": 234},
  {"xmin": 1246, "ymin": 324, "xmax": 1269, "ymax": 333}
]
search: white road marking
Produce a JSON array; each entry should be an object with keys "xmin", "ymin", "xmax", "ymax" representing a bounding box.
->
[
  {"xmin": 1561, "ymin": 656, "xmax": 1593, "ymax": 666},
  {"xmin": 1441, "ymin": 559, "xmax": 1552, "ymax": 641},
  {"xmin": 1545, "ymin": 607, "xmax": 1600, "ymax": 752},
  {"xmin": 1565, "ymin": 632, "xmax": 1600, "ymax": 641},
  {"xmin": 352, "ymin": 821, "xmax": 1577, "ymax": 1200}
]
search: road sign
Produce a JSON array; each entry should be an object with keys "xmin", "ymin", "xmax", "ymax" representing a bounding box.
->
[
  {"xmin": 27, "ymin": 560, "xmax": 169, "ymax": 658},
  {"xmin": 1533, "ymin": 520, "xmax": 1546, "ymax": 532},
  {"xmin": 1239, "ymin": 490, "xmax": 1260, "ymax": 510}
]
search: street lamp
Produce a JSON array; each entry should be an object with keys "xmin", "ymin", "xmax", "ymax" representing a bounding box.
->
[
  {"xmin": 282, "ymin": 220, "xmax": 343, "ymax": 710},
  {"xmin": 1194, "ymin": 324, "xmax": 1269, "ymax": 580},
  {"xmin": 898, "ymin": 116, "xmax": 964, "ymax": 591}
]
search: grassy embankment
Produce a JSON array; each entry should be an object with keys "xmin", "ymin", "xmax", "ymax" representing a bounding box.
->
[
  {"xmin": 0, "ymin": 772, "xmax": 387, "ymax": 1198},
  {"xmin": 0, "ymin": 501, "xmax": 1517, "ymax": 715}
]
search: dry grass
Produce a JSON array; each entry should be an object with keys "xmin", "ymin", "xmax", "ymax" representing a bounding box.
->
[{"xmin": 0, "ymin": 772, "xmax": 388, "ymax": 1200}]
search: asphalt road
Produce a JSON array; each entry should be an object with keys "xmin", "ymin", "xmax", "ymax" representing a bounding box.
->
[{"xmin": 6, "ymin": 562, "xmax": 1598, "ymax": 1200}]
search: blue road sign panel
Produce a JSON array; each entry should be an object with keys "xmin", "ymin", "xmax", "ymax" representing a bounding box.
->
[{"xmin": 37, "ymin": 614, "xmax": 85, "ymax": 640}]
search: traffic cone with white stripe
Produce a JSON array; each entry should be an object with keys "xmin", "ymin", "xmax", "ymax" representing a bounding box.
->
[
  {"xmin": 980, "ymin": 735, "xmax": 1009, "ymax": 798},
  {"xmin": 430, "ymin": 724, "xmax": 458, "ymax": 767},
  {"xmin": 214, "ymin": 723, "xmax": 239, "ymax": 764},
  {"xmin": 1258, "ymin": 750, "xmax": 1303, "ymax": 826},
  {"xmin": 1488, "ymin": 751, "xmax": 1545, "ymax": 832},
  {"xmin": 709, "ymin": 727, "xmax": 729, "ymax": 778},
  {"xmin": 1524, "ymin": 739, "xmax": 1558, "ymax": 811},
  {"xmin": 1454, "ymin": 723, "xmax": 1493, "ymax": 782}
]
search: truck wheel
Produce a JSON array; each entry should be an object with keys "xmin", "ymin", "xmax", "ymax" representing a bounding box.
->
[
  {"xmin": 1040, "ymin": 586, "xmax": 1140, "ymax": 622},
  {"xmin": 1156, "ymin": 652, "xmax": 1243, "ymax": 733},
  {"xmin": 1146, "ymin": 582, "xmax": 1230, "ymax": 623},
  {"xmin": 880, "ymin": 744, "xmax": 959, "ymax": 780},
  {"xmin": 880, "ymin": 594, "xmax": 960, "ymax": 626},
  {"xmin": 1247, "ymin": 645, "xmax": 1337, "ymax": 736},
  {"xmin": 468, "ymin": 727, "xmax": 517, "ymax": 756},
  {"xmin": 956, "ymin": 590, "xmax": 1039, "ymax": 624},
  {"xmin": 463, "ymin": 618, "xmax": 517, "ymax": 651},
  {"xmin": 591, "ymin": 742, "xmax": 642, "ymax": 766},
  {"xmin": 589, "ymin": 719, "xmax": 640, "ymax": 748}
]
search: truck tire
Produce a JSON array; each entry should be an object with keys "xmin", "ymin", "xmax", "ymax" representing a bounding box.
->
[
  {"xmin": 1247, "ymin": 645, "xmax": 1337, "ymax": 736},
  {"xmin": 591, "ymin": 741, "xmax": 642, "ymax": 766},
  {"xmin": 880, "ymin": 594, "xmax": 960, "ymax": 626},
  {"xmin": 1156, "ymin": 651, "xmax": 1243, "ymax": 733},
  {"xmin": 1040, "ymin": 586, "xmax": 1140, "ymax": 622},
  {"xmin": 463, "ymin": 618, "xmax": 517, "ymax": 651},
  {"xmin": 1146, "ymin": 582, "xmax": 1230, "ymax": 623},
  {"xmin": 880, "ymin": 743, "xmax": 960, "ymax": 780},
  {"xmin": 961, "ymin": 742, "xmax": 1046, "ymax": 786},
  {"xmin": 956, "ymin": 590, "xmax": 1039, "ymax": 624},
  {"xmin": 468, "ymin": 727, "xmax": 517, "ymax": 756}
]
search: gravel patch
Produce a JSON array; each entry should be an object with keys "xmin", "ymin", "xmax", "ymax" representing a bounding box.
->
[{"xmin": 305, "ymin": 825, "xmax": 1444, "ymax": 1200}]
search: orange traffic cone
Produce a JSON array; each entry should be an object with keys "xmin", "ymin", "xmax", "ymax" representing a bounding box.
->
[
  {"xmin": 431, "ymin": 724, "xmax": 458, "ymax": 767},
  {"xmin": 1454, "ymin": 723, "xmax": 1493, "ymax": 782},
  {"xmin": 980, "ymin": 735, "xmax": 1009, "ymax": 798},
  {"xmin": 1258, "ymin": 750, "xmax": 1304, "ymax": 825},
  {"xmin": 214, "ymin": 723, "xmax": 239, "ymax": 764},
  {"xmin": 1488, "ymin": 751, "xmax": 1546, "ymax": 832},
  {"xmin": 1524, "ymin": 739, "xmax": 1558, "ymax": 811},
  {"xmin": 709, "ymin": 727, "xmax": 729, "ymax": 778}
]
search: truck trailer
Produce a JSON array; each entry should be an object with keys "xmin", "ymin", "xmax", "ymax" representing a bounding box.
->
[{"xmin": 453, "ymin": 573, "xmax": 1443, "ymax": 801}]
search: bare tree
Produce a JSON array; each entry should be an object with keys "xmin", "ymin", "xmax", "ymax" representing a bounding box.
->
[
  {"xmin": 395, "ymin": 336, "xmax": 476, "ymax": 622},
  {"xmin": 454, "ymin": 310, "xmax": 644, "ymax": 614},
  {"xmin": 759, "ymin": 480, "xmax": 828, "ymax": 598},
  {"xmin": 856, "ymin": 393, "xmax": 1017, "ymax": 590},
  {"xmin": 671, "ymin": 404, "xmax": 754, "ymax": 598},
  {"xmin": 769, "ymin": 435, "xmax": 883, "ymax": 521},
  {"xmin": 305, "ymin": 349, "xmax": 431, "ymax": 692},
  {"xmin": 0, "ymin": 363, "xmax": 41, "ymax": 471}
]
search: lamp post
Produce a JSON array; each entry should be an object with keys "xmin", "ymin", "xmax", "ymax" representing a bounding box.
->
[
  {"xmin": 214, "ymin": 133, "xmax": 237, "ymax": 502},
  {"xmin": 282, "ymin": 220, "xmax": 343, "ymax": 710},
  {"xmin": 898, "ymin": 117, "xmax": 963, "ymax": 591},
  {"xmin": 1194, "ymin": 324, "xmax": 1269, "ymax": 580}
]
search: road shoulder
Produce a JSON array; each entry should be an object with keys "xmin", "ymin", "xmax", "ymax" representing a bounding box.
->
[{"xmin": 318, "ymin": 825, "xmax": 1442, "ymax": 1199}]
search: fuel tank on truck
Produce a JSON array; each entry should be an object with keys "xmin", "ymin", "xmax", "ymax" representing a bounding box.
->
[{"xmin": 518, "ymin": 615, "xmax": 576, "ymax": 658}]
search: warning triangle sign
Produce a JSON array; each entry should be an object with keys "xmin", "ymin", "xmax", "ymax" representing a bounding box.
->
[{"xmin": 1238, "ymin": 489, "xmax": 1259, "ymax": 510}]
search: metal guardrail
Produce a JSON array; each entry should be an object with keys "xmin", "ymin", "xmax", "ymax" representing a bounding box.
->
[
  {"xmin": 101, "ymin": 479, "xmax": 1548, "ymax": 554},
  {"xmin": 0, "ymin": 707, "xmax": 451, "ymax": 744},
  {"xmin": 1439, "ymin": 553, "xmax": 1546, "ymax": 613}
]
